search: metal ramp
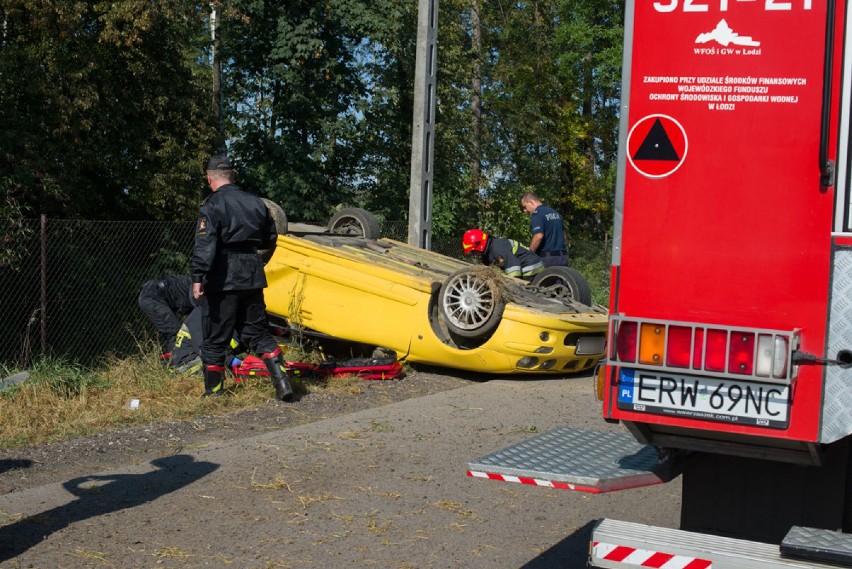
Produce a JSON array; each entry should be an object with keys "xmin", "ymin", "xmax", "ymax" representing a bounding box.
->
[
  {"xmin": 466, "ymin": 427, "xmax": 676, "ymax": 493},
  {"xmin": 592, "ymin": 519, "xmax": 851, "ymax": 569},
  {"xmin": 781, "ymin": 526, "xmax": 852, "ymax": 567}
]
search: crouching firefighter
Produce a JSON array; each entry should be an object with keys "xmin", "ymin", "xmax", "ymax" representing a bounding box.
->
[
  {"xmin": 190, "ymin": 154, "xmax": 294, "ymax": 401},
  {"xmin": 138, "ymin": 274, "xmax": 197, "ymax": 362}
]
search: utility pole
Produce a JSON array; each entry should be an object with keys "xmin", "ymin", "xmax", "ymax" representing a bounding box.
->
[
  {"xmin": 408, "ymin": 0, "xmax": 439, "ymax": 248},
  {"xmin": 210, "ymin": 4, "xmax": 225, "ymax": 152}
]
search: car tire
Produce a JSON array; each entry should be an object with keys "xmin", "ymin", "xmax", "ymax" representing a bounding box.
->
[
  {"xmin": 261, "ymin": 199, "xmax": 288, "ymax": 263},
  {"xmin": 439, "ymin": 268, "xmax": 506, "ymax": 339},
  {"xmin": 530, "ymin": 266, "xmax": 592, "ymax": 306},
  {"xmin": 327, "ymin": 208, "xmax": 381, "ymax": 239}
]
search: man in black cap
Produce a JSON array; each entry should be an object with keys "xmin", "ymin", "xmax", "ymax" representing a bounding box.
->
[
  {"xmin": 138, "ymin": 274, "xmax": 197, "ymax": 361},
  {"xmin": 190, "ymin": 155, "xmax": 294, "ymax": 401}
]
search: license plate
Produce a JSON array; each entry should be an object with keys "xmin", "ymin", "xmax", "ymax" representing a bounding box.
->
[
  {"xmin": 575, "ymin": 336, "xmax": 606, "ymax": 355},
  {"xmin": 617, "ymin": 369, "xmax": 790, "ymax": 429}
]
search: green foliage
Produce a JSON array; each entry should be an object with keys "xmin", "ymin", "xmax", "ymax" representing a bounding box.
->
[
  {"xmin": 570, "ymin": 238, "xmax": 612, "ymax": 306},
  {"xmin": 0, "ymin": 0, "xmax": 625, "ymax": 240},
  {"xmin": 221, "ymin": 0, "xmax": 409, "ymax": 221},
  {"xmin": 0, "ymin": 1, "xmax": 215, "ymax": 221},
  {"xmin": 554, "ymin": 0, "xmax": 624, "ymax": 239},
  {"xmin": 22, "ymin": 355, "xmax": 111, "ymax": 399}
]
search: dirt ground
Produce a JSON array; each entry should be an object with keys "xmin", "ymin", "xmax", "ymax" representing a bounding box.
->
[
  {"xmin": 0, "ymin": 365, "xmax": 681, "ymax": 569},
  {"xmin": 0, "ymin": 365, "xmax": 469, "ymax": 496}
]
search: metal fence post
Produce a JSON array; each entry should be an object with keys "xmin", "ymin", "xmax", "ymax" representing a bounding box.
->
[{"xmin": 40, "ymin": 213, "xmax": 46, "ymax": 358}]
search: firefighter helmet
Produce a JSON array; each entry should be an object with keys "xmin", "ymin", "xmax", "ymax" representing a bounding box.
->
[{"xmin": 462, "ymin": 229, "xmax": 488, "ymax": 254}]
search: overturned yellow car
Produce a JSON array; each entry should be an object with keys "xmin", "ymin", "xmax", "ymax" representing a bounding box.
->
[{"xmin": 261, "ymin": 207, "xmax": 607, "ymax": 375}]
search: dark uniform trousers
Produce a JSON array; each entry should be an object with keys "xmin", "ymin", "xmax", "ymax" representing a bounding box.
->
[
  {"xmin": 539, "ymin": 251, "xmax": 569, "ymax": 268},
  {"xmin": 201, "ymin": 288, "xmax": 279, "ymax": 366},
  {"xmin": 138, "ymin": 278, "xmax": 192, "ymax": 354}
]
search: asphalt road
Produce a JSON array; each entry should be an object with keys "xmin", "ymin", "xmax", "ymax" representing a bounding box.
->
[{"xmin": 0, "ymin": 372, "xmax": 681, "ymax": 568}]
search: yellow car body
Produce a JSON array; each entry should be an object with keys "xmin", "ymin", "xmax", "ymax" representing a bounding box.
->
[{"xmin": 263, "ymin": 231, "xmax": 608, "ymax": 375}]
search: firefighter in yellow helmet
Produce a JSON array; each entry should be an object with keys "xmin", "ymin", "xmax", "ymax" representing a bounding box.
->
[{"xmin": 461, "ymin": 228, "xmax": 544, "ymax": 281}]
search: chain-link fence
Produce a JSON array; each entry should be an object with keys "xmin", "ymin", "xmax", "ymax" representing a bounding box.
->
[{"xmin": 0, "ymin": 217, "xmax": 609, "ymax": 369}]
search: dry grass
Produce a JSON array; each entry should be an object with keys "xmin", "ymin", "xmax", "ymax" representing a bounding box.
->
[
  {"xmin": 0, "ymin": 341, "xmax": 369, "ymax": 449},
  {"xmin": 470, "ymin": 265, "xmax": 512, "ymax": 304}
]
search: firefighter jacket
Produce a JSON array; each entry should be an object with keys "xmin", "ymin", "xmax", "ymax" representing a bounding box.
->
[
  {"xmin": 191, "ymin": 184, "xmax": 277, "ymax": 291},
  {"xmin": 153, "ymin": 275, "xmax": 196, "ymax": 314},
  {"xmin": 482, "ymin": 237, "xmax": 544, "ymax": 279}
]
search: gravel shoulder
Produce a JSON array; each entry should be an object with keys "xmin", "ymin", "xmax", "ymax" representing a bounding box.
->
[
  {"xmin": 0, "ymin": 366, "xmax": 681, "ymax": 569},
  {"xmin": 0, "ymin": 365, "xmax": 471, "ymax": 495}
]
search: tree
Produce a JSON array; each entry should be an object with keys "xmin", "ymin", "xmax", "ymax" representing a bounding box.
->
[
  {"xmin": 554, "ymin": 0, "xmax": 623, "ymax": 239},
  {"xmin": 0, "ymin": 1, "xmax": 215, "ymax": 221},
  {"xmin": 221, "ymin": 0, "xmax": 380, "ymax": 221}
]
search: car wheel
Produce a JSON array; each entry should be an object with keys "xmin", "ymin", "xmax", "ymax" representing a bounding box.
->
[
  {"xmin": 261, "ymin": 199, "xmax": 288, "ymax": 263},
  {"xmin": 327, "ymin": 208, "xmax": 381, "ymax": 239},
  {"xmin": 439, "ymin": 268, "xmax": 506, "ymax": 339},
  {"xmin": 530, "ymin": 266, "xmax": 592, "ymax": 306}
]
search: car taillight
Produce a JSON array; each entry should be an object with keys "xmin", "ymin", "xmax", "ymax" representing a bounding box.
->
[
  {"xmin": 615, "ymin": 321, "xmax": 638, "ymax": 362},
  {"xmin": 610, "ymin": 317, "xmax": 796, "ymax": 383}
]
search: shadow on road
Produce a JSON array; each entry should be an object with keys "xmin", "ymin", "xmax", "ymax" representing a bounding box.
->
[
  {"xmin": 410, "ymin": 362, "xmax": 590, "ymax": 384},
  {"xmin": 0, "ymin": 454, "xmax": 218, "ymax": 562},
  {"xmin": 0, "ymin": 459, "xmax": 32, "ymax": 475},
  {"xmin": 519, "ymin": 519, "xmax": 598, "ymax": 569}
]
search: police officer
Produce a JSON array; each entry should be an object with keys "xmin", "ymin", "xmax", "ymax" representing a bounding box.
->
[
  {"xmin": 520, "ymin": 192, "xmax": 569, "ymax": 267},
  {"xmin": 462, "ymin": 228, "xmax": 544, "ymax": 281},
  {"xmin": 138, "ymin": 274, "xmax": 196, "ymax": 361},
  {"xmin": 191, "ymin": 155, "xmax": 294, "ymax": 401}
]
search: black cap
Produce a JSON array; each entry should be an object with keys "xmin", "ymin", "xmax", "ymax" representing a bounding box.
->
[{"xmin": 206, "ymin": 155, "xmax": 233, "ymax": 171}]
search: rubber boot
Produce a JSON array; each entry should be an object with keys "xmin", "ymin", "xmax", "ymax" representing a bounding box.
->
[
  {"xmin": 262, "ymin": 349, "xmax": 295, "ymax": 402},
  {"xmin": 202, "ymin": 364, "xmax": 225, "ymax": 398}
]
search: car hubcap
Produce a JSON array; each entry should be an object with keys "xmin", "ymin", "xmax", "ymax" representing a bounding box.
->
[{"xmin": 442, "ymin": 272, "xmax": 496, "ymax": 331}]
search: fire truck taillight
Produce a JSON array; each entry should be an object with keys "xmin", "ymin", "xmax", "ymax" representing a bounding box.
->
[
  {"xmin": 609, "ymin": 316, "xmax": 797, "ymax": 384},
  {"xmin": 666, "ymin": 325, "xmax": 692, "ymax": 368},
  {"xmin": 756, "ymin": 334, "xmax": 789, "ymax": 379},
  {"xmin": 729, "ymin": 332, "xmax": 756, "ymax": 375},
  {"xmin": 705, "ymin": 329, "xmax": 728, "ymax": 372},
  {"xmin": 615, "ymin": 321, "xmax": 638, "ymax": 362},
  {"xmin": 639, "ymin": 323, "xmax": 665, "ymax": 365}
]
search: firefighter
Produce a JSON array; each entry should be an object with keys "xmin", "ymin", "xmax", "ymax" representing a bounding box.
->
[
  {"xmin": 461, "ymin": 228, "xmax": 544, "ymax": 281},
  {"xmin": 520, "ymin": 192, "xmax": 569, "ymax": 267},
  {"xmin": 191, "ymin": 155, "xmax": 294, "ymax": 401},
  {"xmin": 138, "ymin": 274, "xmax": 197, "ymax": 362}
]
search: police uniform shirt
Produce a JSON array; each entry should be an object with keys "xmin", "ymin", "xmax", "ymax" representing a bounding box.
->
[{"xmin": 530, "ymin": 204, "xmax": 567, "ymax": 255}]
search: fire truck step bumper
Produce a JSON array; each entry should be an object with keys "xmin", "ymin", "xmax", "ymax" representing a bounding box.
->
[
  {"xmin": 592, "ymin": 519, "xmax": 844, "ymax": 569},
  {"xmin": 781, "ymin": 526, "xmax": 852, "ymax": 567},
  {"xmin": 466, "ymin": 427, "xmax": 677, "ymax": 493}
]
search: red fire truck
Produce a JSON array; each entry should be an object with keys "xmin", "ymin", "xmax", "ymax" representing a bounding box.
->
[{"xmin": 468, "ymin": 0, "xmax": 852, "ymax": 565}]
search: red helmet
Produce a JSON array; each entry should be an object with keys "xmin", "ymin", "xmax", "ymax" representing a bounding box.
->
[{"xmin": 462, "ymin": 229, "xmax": 488, "ymax": 254}]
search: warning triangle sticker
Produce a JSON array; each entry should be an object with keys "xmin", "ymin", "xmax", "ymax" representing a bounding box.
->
[{"xmin": 633, "ymin": 118, "xmax": 680, "ymax": 161}]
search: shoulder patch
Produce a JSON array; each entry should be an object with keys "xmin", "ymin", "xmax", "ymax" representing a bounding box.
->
[{"xmin": 196, "ymin": 216, "xmax": 208, "ymax": 235}]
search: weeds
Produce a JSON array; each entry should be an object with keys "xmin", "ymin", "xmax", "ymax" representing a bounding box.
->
[
  {"xmin": 571, "ymin": 240, "xmax": 611, "ymax": 306},
  {"xmin": 0, "ymin": 340, "xmax": 362, "ymax": 449}
]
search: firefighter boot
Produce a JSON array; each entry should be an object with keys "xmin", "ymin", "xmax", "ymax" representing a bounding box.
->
[
  {"xmin": 262, "ymin": 349, "xmax": 295, "ymax": 402},
  {"xmin": 202, "ymin": 364, "xmax": 225, "ymax": 397}
]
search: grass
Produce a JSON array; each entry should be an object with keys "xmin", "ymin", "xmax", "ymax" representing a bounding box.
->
[
  {"xmin": 570, "ymin": 239, "xmax": 611, "ymax": 307},
  {"xmin": 0, "ymin": 341, "xmax": 375, "ymax": 450}
]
